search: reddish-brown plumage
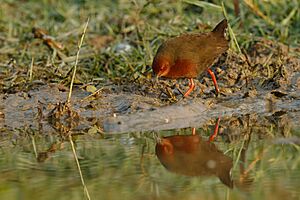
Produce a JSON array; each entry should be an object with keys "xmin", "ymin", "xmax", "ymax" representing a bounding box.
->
[
  {"xmin": 155, "ymin": 133, "xmax": 233, "ymax": 187},
  {"xmin": 152, "ymin": 19, "xmax": 228, "ymax": 97}
]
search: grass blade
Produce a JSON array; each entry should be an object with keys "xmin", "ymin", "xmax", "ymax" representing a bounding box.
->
[
  {"xmin": 67, "ymin": 17, "xmax": 90, "ymax": 103},
  {"xmin": 183, "ymin": 0, "xmax": 222, "ymax": 11}
]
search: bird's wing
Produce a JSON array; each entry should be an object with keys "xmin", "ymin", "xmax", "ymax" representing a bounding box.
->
[{"xmin": 173, "ymin": 34, "xmax": 227, "ymax": 69}]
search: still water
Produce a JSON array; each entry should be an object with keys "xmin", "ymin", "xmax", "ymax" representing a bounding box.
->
[{"xmin": 0, "ymin": 116, "xmax": 299, "ymax": 200}]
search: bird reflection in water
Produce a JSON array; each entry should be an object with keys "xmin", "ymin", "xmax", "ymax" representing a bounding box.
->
[{"xmin": 155, "ymin": 118, "xmax": 233, "ymax": 188}]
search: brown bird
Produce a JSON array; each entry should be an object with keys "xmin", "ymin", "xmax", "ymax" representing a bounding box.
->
[
  {"xmin": 152, "ymin": 19, "xmax": 228, "ymax": 97},
  {"xmin": 155, "ymin": 129, "xmax": 233, "ymax": 188}
]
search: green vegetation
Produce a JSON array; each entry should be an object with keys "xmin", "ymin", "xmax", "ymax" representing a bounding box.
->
[
  {"xmin": 0, "ymin": 1, "xmax": 299, "ymax": 199},
  {"xmin": 0, "ymin": 0, "xmax": 299, "ymax": 93}
]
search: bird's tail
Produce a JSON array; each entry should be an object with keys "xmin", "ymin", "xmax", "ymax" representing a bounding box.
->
[{"xmin": 212, "ymin": 19, "xmax": 228, "ymax": 36}]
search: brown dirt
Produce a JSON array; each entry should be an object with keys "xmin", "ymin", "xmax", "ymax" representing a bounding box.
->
[{"xmin": 1, "ymin": 39, "xmax": 300, "ymax": 134}]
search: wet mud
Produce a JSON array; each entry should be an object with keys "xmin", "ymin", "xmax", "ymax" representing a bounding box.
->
[{"xmin": 1, "ymin": 39, "xmax": 300, "ymax": 135}]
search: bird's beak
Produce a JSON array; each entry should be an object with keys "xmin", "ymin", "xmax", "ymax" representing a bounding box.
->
[{"xmin": 156, "ymin": 70, "xmax": 163, "ymax": 77}]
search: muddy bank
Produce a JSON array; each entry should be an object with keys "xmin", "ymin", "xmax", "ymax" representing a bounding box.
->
[
  {"xmin": 1, "ymin": 40, "xmax": 300, "ymax": 134},
  {"xmin": 104, "ymin": 89, "xmax": 300, "ymax": 133},
  {"xmin": 1, "ymin": 83, "xmax": 300, "ymax": 135}
]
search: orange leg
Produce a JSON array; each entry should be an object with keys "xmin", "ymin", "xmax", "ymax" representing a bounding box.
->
[
  {"xmin": 207, "ymin": 69, "xmax": 220, "ymax": 95},
  {"xmin": 183, "ymin": 78, "xmax": 195, "ymax": 97},
  {"xmin": 191, "ymin": 127, "xmax": 196, "ymax": 135},
  {"xmin": 209, "ymin": 117, "xmax": 221, "ymax": 142}
]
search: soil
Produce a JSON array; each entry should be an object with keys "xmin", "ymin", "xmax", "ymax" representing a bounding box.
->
[{"xmin": 1, "ymin": 39, "xmax": 300, "ymax": 135}]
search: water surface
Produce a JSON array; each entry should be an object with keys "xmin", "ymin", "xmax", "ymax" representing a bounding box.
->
[{"xmin": 1, "ymin": 115, "xmax": 299, "ymax": 200}]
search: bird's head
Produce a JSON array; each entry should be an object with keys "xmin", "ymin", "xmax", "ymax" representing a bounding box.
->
[{"xmin": 152, "ymin": 57, "xmax": 171, "ymax": 77}]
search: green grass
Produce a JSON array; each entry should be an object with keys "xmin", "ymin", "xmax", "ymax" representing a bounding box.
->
[{"xmin": 0, "ymin": 0, "xmax": 299, "ymax": 93}]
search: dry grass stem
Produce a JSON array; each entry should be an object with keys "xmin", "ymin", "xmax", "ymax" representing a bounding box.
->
[{"xmin": 67, "ymin": 18, "xmax": 90, "ymax": 103}]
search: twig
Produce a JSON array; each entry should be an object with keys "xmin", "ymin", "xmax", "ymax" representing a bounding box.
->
[
  {"xmin": 29, "ymin": 57, "xmax": 34, "ymax": 81},
  {"xmin": 233, "ymin": 135, "xmax": 246, "ymax": 170},
  {"xmin": 262, "ymin": 52, "xmax": 274, "ymax": 79},
  {"xmin": 30, "ymin": 135, "xmax": 38, "ymax": 158},
  {"xmin": 67, "ymin": 18, "xmax": 90, "ymax": 103},
  {"xmin": 222, "ymin": 2, "xmax": 242, "ymax": 54},
  {"xmin": 69, "ymin": 134, "xmax": 91, "ymax": 200},
  {"xmin": 243, "ymin": 0, "xmax": 275, "ymax": 26},
  {"xmin": 80, "ymin": 87, "xmax": 104, "ymax": 102}
]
